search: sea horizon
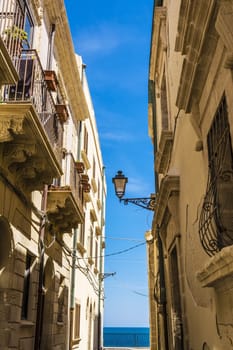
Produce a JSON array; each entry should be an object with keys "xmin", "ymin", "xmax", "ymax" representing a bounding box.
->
[{"xmin": 103, "ymin": 326, "xmax": 150, "ymax": 347}]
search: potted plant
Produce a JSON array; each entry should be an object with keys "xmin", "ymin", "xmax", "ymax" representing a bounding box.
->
[{"xmin": 4, "ymin": 25, "xmax": 28, "ymax": 56}]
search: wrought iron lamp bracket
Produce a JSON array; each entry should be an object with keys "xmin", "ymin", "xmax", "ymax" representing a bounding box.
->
[{"xmin": 119, "ymin": 197, "xmax": 156, "ymax": 211}]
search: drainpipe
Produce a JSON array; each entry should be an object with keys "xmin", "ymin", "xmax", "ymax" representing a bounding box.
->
[
  {"xmin": 69, "ymin": 121, "xmax": 82, "ymax": 349},
  {"xmin": 157, "ymin": 226, "xmax": 169, "ymax": 350},
  {"xmin": 149, "ymin": 75, "xmax": 169, "ymax": 349},
  {"xmin": 69, "ymin": 227, "xmax": 78, "ymax": 350},
  {"xmin": 34, "ymin": 22, "xmax": 57, "ymax": 349},
  {"xmin": 98, "ymin": 166, "xmax": 105, "ymax": 350},
  {"xmin": 47, "ymin": 24, "xmax": 56, "ymax": 70},
  {"xmin": 34, "ymin": 185, "xmax": 48, "ymax": 350}
]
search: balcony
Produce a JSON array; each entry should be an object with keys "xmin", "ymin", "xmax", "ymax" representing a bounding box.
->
[
  {"xmin": 47, "ymin": 153, "xmax": 85, "ymax": 235},
  {"xmin": 0, "ymin": 0, "xmax": 26, "ymax": 85},
  {"xmin": 0, "ymin": 35, "xmax": 18, "ymax": 86},
  {"xmin": 0, "ymin": 49, "xmax": 64, "ymax": 192}
]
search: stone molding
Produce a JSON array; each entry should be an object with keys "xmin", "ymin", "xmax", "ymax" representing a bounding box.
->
[
  {"xmin": 81, "ymin": 150, "xmax": 91, "ymax": 170},
  {"xmin": 155, "ymin": 175, "xmax": 180, "ymax": 228},
  {"xmin": 215, "ymin": 1, "xmax": 233, "ymax": 68},
  {"xmin": 0, "ymin": 103, "xmax": 62, "ymax": 192},
  {"xmin": 197, "ymin": 246, "xmax": 233, "ymax": 347},
  {"xmin": 91, "ymin": 177, "xmax": 97, "ymax": 193},
  {"xmin": 197, "ymin": 246, "xmax": 233, "ymax": 288},
  {"xmin": 47, "ymin": 186, "xmax": 84, "ymax": 234},
  {"xmin": 155, "ymin": 130, "xmax": 173, "ymax": 174},
  {"xmin": 149, "ymin": 6, "xmax": 167, "ymax": 82},
  {"xmin": 175, "ymin": 0, "xmax": 219, "ymax": 112},
  {"xmin": 90, "ymin": 208, "xmax": 97, "ymax": 223},
  {"xmin": 43, "ymin": 0, "xmax": 90, "ymax": 122}
]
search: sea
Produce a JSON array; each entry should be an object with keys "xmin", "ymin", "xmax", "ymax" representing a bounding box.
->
[{"xmin": 103, "ymin": 327, "xmax": 150, "ymax": 348}]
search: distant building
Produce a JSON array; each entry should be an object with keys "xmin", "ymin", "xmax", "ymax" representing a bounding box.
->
[
  {"xmin": 0, "ymin": 1, "xmax": 106, "ymax": 349},
  {"xmin": 148, "ymin": 0, "xmax": 233, "ymax": 349}
]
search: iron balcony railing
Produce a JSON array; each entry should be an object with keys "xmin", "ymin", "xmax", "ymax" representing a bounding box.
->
[
  {"xmin": 3, "ymin": 49, "xmax": 63, "ymax": 165},
  {"xmin": 199, "ymin": 95, "xmax": 233, "ymax": 256},
  {"xmin": 64, "ymin": 152, "xmax": 83, "ymax": 206},
  {"xmin": 0, "ymin": 0, "xmax": 29, "ymax": 70}
]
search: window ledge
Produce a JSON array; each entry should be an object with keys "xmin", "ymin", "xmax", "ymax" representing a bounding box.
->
[
  {"xmin": 72, "ymin": 338, "xmax": 81, "ymax": 345},
  {"xmin": 20, "ymin": 320, "xmax": 35, "ymax": 327},
  {"xmin": 197, "ymin": 246, "xmax": 233, "ymax": 289}
]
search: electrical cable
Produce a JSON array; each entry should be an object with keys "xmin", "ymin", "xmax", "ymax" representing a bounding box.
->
[
  {"xmin": 105, "ymin": 236, "xmax": 144, "ymax": 242},
  {"xmin": 77, "ymin": 241, "xmax": 146, "ymax": 260}
]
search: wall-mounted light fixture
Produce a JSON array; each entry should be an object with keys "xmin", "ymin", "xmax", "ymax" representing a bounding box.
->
[{"xmin": 112, "ymin": 170, "xmax": 156, "ymax": 211}]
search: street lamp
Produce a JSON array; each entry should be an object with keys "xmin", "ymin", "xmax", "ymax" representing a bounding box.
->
[{"xmin": 112, "ymin": 170, "xmax": 156, "ymax": 211}]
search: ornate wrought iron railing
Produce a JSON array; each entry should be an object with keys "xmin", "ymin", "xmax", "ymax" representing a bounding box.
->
[
  {"xmin": 0, "ymin": 0, "xmax": 30, "ymax": 69},
  {"xmin": 3, "ymin": 49, "xmax": 64, "ymax": 165},
  {"xmin": 64, "ymin": 152, "xmax": 83, "ymax": 206},
  {"xmin": 199, "ymin": 96, "xmax": 233, "ymax": 256}
]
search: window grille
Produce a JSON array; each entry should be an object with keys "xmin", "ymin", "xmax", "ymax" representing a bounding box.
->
[{"xmin": 199, "ymin": 95, "xmax": 233, "ymax": 256}]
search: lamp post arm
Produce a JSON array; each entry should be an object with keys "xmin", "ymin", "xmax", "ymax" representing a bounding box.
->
[{"xmin": 119, "ymin": 197, "xmax": 156, "ymax": 211}]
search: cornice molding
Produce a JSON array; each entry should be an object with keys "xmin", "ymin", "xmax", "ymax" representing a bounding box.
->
[
  {"xmin": 155, "ymin": 130, "xmax": 173, "ymax": 174},
  {"xmin": 155, "ymin": 175, "xmax": 180, "ymax": 227},
  {"xmin": 149, "ymin": 7, "xmax": 167, "ymax": 82},
  {"xmin": 0, "ymin": 103, "xmax": 62, "ymax": 192},
  {"xmin": 215, "ymin": 1, "xmax": 233, "ymax": 68},
  {"xmin": 81, "ymin": 150, "xmax": 91, "ymax": 170},
  {"xmin": 175, "ymin": 0, "xmax": 219, "ymax": 112},
  {"xmin": 197, "ymin": 246, "xmax": 233, "ymax": 288},
  {"xmin": 43, "ymin": 0, "xmax": 90, "ymax": 121}
]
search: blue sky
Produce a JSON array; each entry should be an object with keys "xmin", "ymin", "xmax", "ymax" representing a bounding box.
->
[{"xmin": 65, "ymin": 0, "xmax": 155, "ymax": 327}]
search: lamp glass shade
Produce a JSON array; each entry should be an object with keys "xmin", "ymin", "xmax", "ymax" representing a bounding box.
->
[{"xmin": 112, "ymin": 170, "xmax": 128, "ymax": 199}]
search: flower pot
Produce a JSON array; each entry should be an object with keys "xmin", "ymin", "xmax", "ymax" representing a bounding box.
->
[
  {"xmin": 80, "ymin": 174, "xmax": 89, "ymax": 184},
  {"xmin": 75, "ymin": 161, "xmax": 85, "ymax": 173},
  {"xmin": 55, "ymin": 104, "xmax": 69, "ymax": 123},
  {"xmin": 82, "ymin": 183, "xmax": 91, "ymax": 193},
  {"xmin": 44, "ymin": 70, "xmax": 58, "ymax": 91}
]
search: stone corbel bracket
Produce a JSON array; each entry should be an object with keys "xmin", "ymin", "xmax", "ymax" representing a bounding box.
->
[
  {"xmin": 47, "ymin": 187, "xmax": 84, "ymax": 234},
  {"xmin": 0, "ymin": 103, "xmax": 62, "ymax": 193},
  {"xmin": 197, "ymin": 246, "xmax": 233, "ymax": 347},
  {"xmin": 155, "ymin": 175, "xmax": 180, "ymax": 248}
]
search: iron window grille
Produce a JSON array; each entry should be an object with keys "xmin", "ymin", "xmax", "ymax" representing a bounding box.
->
[{"xmin": 199, "ymin": 95, "xmax": 233, "ymax": 256}]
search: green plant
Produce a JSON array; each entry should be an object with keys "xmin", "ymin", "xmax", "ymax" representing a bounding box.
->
[{"xmin": 4, "ymin": 25, "xmax": 28, "ymax": 43}]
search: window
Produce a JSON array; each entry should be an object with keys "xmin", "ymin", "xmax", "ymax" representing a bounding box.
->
[
  {"xmin": 16, "ymin": 0, "xmax": 34, "ymax": 48},
  {"xmin": 84, "ymin": 126, "xmax": 88, "ymax": 155},
  {"xmin": 79, "ymin": 217, "xmax": 85, "ymax": 247},
  {"xmin": 74, "ymin": 303, "xmax": 81, "ymax": 339},
  {"xmin": 169, "ymin": 246, "xmax": 184, "ymax": 350},
  {"xmin": 199, "ymin": 95, "xmax": 233, "ymax": 255},
  {"xmin": 98, "ymin": 179, "xmax": 100, "ymax": 200},
  {"xmin": 95, "ymin": 239, "xmax": 98, "ymax": 270},
  {"xmin": 0, "ymin": 218, "xmax": 11, "ymax": 271},
  {"xmin": 57, "ymin": 275, "xmax": 65, "ymax": 323},
  {"xmin": 92, "ymin": 157, "xmax": 96, "ymax": 179},
  {"xmin": 88, "ymin": 227, "xmax": 94, "ymax": 259},
  {"xmin": 21, "ymin": 251, "xmax": 33, "ymax": 320},
  {"xmin": 161, "ymin": 71, "xmax": 169, "ymax": 130}
]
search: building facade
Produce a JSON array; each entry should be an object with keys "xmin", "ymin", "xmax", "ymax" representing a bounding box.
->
[
  {"xmin": 0, "ymin": 1, "xmax": 106, "ymax": 349},
  {"xmin": 148, "ymin": 0, "xmax": 233, "ymax": 349}
]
